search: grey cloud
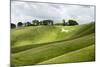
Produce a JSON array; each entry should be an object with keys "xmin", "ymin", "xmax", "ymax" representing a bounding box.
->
[{"xmin": 11, "ymin": 1, "xmax": 95, "ymax": 24}]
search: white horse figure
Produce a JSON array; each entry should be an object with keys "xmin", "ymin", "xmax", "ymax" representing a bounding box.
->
[{"xmin": 61, "ymin": 28, "xmax": 69, "ymax": 32}]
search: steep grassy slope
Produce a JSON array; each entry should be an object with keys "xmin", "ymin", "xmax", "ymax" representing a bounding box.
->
[{"xmin": 11, "ymin": 22, "xmax": 95, "ymax": 66}]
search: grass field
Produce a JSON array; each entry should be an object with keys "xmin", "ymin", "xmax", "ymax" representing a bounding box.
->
[{"xmin": 11, "ymin": 22, "xmax": 95, "ymax": 66}]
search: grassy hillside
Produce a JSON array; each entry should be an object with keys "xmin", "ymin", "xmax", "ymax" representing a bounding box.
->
[
  {"xmin": 38, "ymin": 45, "xmax": 95, "ymax": 64},
  {"xmin": 11, "ymin": 22, "xmax": 95, "ymax": 66}
]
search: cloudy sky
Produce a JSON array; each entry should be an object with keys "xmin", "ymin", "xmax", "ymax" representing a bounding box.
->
[{"xmin": 11, "ymin": 1, "xmax": 95, "ymax": 24}]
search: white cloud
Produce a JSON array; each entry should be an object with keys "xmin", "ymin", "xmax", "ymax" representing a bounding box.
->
[{"xmin": 11, "ymin": 1, "xmax": 95, "ymax": 24}]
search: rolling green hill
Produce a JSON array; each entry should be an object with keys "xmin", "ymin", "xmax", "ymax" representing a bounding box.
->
[
  {"xmin": 11, "ymin": 22, "xmax": 95, "ymax": 66},
  {"xmin": 38, "ymin": 45, "xmax": 95, "ymax": 64}
]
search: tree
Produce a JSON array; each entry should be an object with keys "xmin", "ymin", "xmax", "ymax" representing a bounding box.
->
[
  {"xmin": 17, "ymin": 22, "xmax": 23, "ymax": 27},
  {"xmin": 49, "ymin": 20, "xmax": 53, "ymax": 25},
  {"xmin": 62, "ymin": 19, "xmax": 66, "ymax": 26},
  {"xmin": 32, "ymin": 20, "xmax": 40, "ymax": 26},
  {"xmin": 39, "ymin": 21, "xmax": 43, "ymax": 25},
  {"xmin": 11, "ymin": 23, "xmax": 16, "ymax": 29},
  {"xmin": 42, "ymin": 20, "xmax": 53, "ymax": 25},
  {"xmin": 68, "ymin": 20, "xmax": 78, "ymax": 26},
  {"xmin": 25, "ymin": 22, "xmax": 32, "ymax": 26},
  {"xmin": 42, "ymin": 20, "xmax": 48, "ymax": 25}
]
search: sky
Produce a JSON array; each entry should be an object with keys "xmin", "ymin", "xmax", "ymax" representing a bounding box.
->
[{"xmin": 11, "ymin": 0, "xmax": 95, "ymax": 24}]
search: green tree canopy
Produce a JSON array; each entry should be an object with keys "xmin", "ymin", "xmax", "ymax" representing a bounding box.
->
[
  {"xmin": 17, "ymin": 22, "xmax": 23, "ymax": 27},
  {"xmin": 25, "ymin": 22, "xmax": 31, "ymax": 26},
  {"xmin": 68, "ymin": 19, "xmax": 78, "ymax": 26},
  {"xmin": 32, "ymin": 20, "xmax": 40, "ymax": 26},
  {"xmin": 11, "ymin": 23, "xmax": 16, "ymax": 29}
]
